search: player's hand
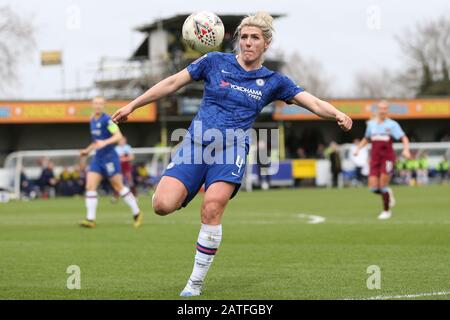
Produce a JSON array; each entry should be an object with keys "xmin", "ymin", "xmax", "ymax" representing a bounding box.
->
[
  {"xmin": 336, "ymin": 112, "xmax": 352, "ymax": 132},
  {"xmin": 80, "ymin": 149, "xmax": 89, "ymax": 157},
  {"xmin": 112, "ymin": 104, "xmax": 133, "ymax": 123},
  {"xmin": 402, "ymin": 149, "xmax": 411, "ymax": 159}
]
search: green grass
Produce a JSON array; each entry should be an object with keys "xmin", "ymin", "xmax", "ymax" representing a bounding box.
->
[{"xmin": 0, "ymin": 185, "xmax": 449, "ymax": 300}]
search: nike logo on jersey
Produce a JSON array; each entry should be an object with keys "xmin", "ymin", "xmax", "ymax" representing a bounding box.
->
[
  {"xmin": 231, "ymin": 172, "xmax": 240, "ymax": 177},
  {"xmin": 221, "ymin": 69, "xmax": 232, "ymax": 74}
]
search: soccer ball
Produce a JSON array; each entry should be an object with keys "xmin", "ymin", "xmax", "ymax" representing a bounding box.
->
[{"xmin": 182, "ymin": 11, "xmax": 225, "ymax": 54}]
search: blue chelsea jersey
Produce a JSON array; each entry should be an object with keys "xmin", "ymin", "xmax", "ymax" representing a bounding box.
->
[
  {"xmin": 186, "ymin": 52, "xmax": 304, "ymax": 143},
  {"xmin": 90, "ymin": 113, "xmax": 117, "ymax": 157}
]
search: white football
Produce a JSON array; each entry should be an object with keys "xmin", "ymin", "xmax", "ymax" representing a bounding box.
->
[{"xmin": 182, "ymin": 11, "xmax": 225, "ymax": 54}]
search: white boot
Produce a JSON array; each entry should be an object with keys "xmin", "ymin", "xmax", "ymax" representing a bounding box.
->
[
  {"xmin": 180, "ymin": 279, "xmax": 202, "ymax": 297},
  {"xmin": 378, "ymin": 210, "xmax": 392, "ymax": 220}
]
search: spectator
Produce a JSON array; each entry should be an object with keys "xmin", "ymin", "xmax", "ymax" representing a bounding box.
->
[
  {"xmin": 20, "ymin": 168, "xmax": 37, "ymax": 200},
  {"xmin": 73, "ymin": 164, "xmax": 86, "ymax": 196},
  {"xmin": 437, "ymin": 157, "xmax": 449, "ymax": 184},
  {"xmin": 134, "ymin": 162, "xmax": 154, "ymax": 193},
  {"xmin": 405, "ymin": 152, "xmax": 419, "ymax": 186},
  {"xmin": 417, "ymin": 151, "xmax": 429, "ymax": 185},
  {"xmin": 57, "ymin": 167, "xmax": 78, "ymax": 196},
  {"xmin": 38, "ymin": 159, "xmax": 57, "ymax": 198},
  {"xmin": 315, "ymin": 143, "xmax": 326, "ymax": 159},
  {"xmin": 325, "ymin": 141, "xmax": 342, "ymax": 188},
  {"xmin": 394, "ymin": 157, "xmax": 408, "ymax": 185},
  {"xmin": 296, "ymin": 147, "xmax": 306, "ymax": 159}
]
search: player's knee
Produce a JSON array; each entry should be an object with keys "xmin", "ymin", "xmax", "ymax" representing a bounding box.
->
[
  {"xmin": 201, "ymin": 201, "xmax": 224, "ymax": 224},
  {"xmin": 112, "ymin": 184, "xmax": 123, "ymax": 193},
  {"xmin": 152, "ymin": 194, "xmax": 175, "ymax": 216},
  {"xmin": 85, "ymin": 184, "xmax": 96, "ymax": 192}
]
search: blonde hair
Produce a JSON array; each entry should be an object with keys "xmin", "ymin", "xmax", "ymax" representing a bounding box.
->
[
  {"xmin": 235, "ymin": 11, "xmax": 275, "ymax": 44},
  {"xmin": 92, "ymin": 96, "xmax": 106, "ymax": 103}
]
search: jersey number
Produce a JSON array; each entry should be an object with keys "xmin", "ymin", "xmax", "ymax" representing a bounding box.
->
[
  {"xmin": 385, "ymin": 161, "xmax": 393, "ymax": 173},
  {"xmin": 235, "ymin": 155, "xmax": 244, "ymax": 174},
  {"xmin": 106, "ymin": 162, "xmax": 115, "ymax": 175}
]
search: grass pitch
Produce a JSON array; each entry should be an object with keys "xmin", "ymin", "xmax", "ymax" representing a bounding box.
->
[{"xmin": 0, "ymin": 185, "xmax": 449, "ymax": 300}]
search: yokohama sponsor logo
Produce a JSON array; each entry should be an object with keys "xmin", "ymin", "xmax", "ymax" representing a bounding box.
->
[
  {"xmin": 230, "ymin": 84, "xmax": 262, "ymax": 97},
  {"xmin": 222, "ymin": 81, "xmax": 262, "ymax": 100}
]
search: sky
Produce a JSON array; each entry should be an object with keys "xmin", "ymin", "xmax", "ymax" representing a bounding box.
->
[{"xmin": 1, "ymin": 0, "xmax": 449, "ymax": 100}]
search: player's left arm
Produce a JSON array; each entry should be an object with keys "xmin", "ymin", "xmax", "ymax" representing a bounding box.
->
[
  {"xmin": 400, "ymin": 135, "xmax": 411, "ymax": 159},
  {"xmin": 291, "ymin": 91, "xmax": 353, "ymax": 132},
  {"xmin": 393, "ymin": 121, "xmax": 411, "ymax": 159},
  {"xmin": 95, "ymin": 122, "xmax": 123, "ymax": 149}
]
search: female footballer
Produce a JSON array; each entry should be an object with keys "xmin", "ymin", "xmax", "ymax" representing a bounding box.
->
[
  {"xmin": 354, "ymin": 100, "xmax": 411, "ymax": 220},
  {"xmin": 112, "ymin": 12, "xmax": 352, "ymax": 296},
  {"xmin": 80, "ymin": 96, "xmax": 143, "ymax": 228}
]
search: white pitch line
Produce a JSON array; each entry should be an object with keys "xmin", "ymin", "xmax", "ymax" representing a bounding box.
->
[
  {"xmin": 329, "ymin": 220, "xmax": 450, "ymax": 225},
  {"xmin": 296, "ymin": 213, "xmax": 326, "ymax": 224},
  {"xmin": 345, "ymin": 291, "xmax": 450, "ymax": 300}
]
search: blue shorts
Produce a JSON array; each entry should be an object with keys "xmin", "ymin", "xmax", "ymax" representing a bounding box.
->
[
  {"xmin": 164, "ymin": 138, "xmax": 248, "ymax": 207},
  {"xmin": 89, "ymin": 152, "xmax": 121, "ymax": 178}
]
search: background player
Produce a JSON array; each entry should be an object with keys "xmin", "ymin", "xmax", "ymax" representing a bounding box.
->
[
  {"xmin": 112, "ymin": 12, "xmax": 352, "ymax": 296},
  {"xmin": 116, "ymin": 136, "xmax": 135, "ymax": 193},
  {"xmin": 79, "ymin": 96, "xmax": 143, "ymax": 228},
  {"xmin": 111, "ymin": 136, "xmax": 136, "ymax": 202},
  {"xmin": 354, "ymin": 100, "xmax": 411, "ymax": 220}
]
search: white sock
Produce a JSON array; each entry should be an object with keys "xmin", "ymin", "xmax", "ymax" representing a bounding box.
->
[
  {"xmin": 85, "ymin": 191, "xmax": 98, "ymax": 221},
  {"xmin": 188, "ymin": 224, "xmax": 222, "ymax": 288},
  {"xmin": 120, "ymin": 187, "xmax": 140, "ymax": 216}
]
